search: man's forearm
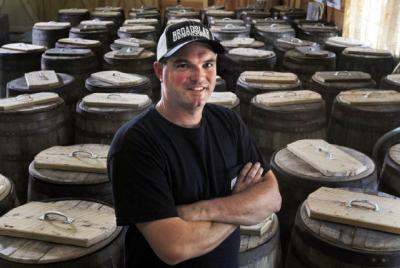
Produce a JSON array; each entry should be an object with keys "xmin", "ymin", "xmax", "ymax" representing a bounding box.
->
[{"xmin": 178, "ymin": 170, "xmax": 281, "ymax": 226}]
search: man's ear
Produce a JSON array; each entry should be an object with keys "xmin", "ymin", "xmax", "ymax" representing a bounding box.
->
[{"xmin": 153, "ymin": 61, "xmax": 163, "ymax": 81}]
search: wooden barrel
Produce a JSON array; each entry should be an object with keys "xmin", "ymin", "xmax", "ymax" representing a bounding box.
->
[
  {"xmin": 282, "ymin": 46, "xmax": 336, "ymax": 88},
  {"xmin": 310, "ymin": 71, "xmax": 376, "ymax": 118},
  {"xmin": 379, "ymin": 143, "xmax": 400, "ymax": 196},
  {"xmin": 128, "ymin": 9, "xmax": 161, "ymax": 23},
  {"xmin": 211, "ymin": 24, "xmax": 250, "ymax": 42},
  {"xmin": 79, "ymin": 19, "xmax": 117, "ymax": 41},
  {"xmin": 110, "ymin": 37, "xmax": 156, "ymax": 53},
  {"xmin": 239, "ymin": 10, "xmax": 272, "ymax": 27},
  {"xmin": 0, "ymin": 174, "xmax": 19, "ymax": 216},
  {"xmin": 324, "ymin": 36, "xmax": 366, "ymax": 70},
  {"xmin": 271, "ymin": 7, "xmax": 306, "ymax": 25},
  {"xmin": 69, "ymin": 24, "xmax": 111, "ymax": 54},
  {"xmin": 200, "ymin": 5, "xmax": 225, "ymax": 24},
  {"xmin": 0, "ymin": 44, "xmax": 45, "ymax": 98},
  {"xmin": 286, "ymin": 189, "xmax": 400, "ymax": 268},
  {"xmin": 236, "ymin": 71, "xmax": 301, "ymax": 122},
  {"xmin": 205, "ymin": 10, "xmax": 236, "ymax": 26},
  {"xmin": 28, "ymin": 144, "xmax": 112, "ymax": 204},
  {"xmin": 327, "ymin": 89, "xmax": 400, "ymax": 157},
  {"xmin": 297, "ymin": 23, "xmax": 339, "ymax": 48},
  {"xmin": 0, "ymin": 14, "xmax": 9, "ymax": 46},
  {"xmin": 166, "ymin": 10, "xmax": 200, "ymax": 24},
  {"xmin": 239, "ymin": 214, "xmax": 281, "ymax": 268},
  {"xmin": 123, "ymin": 18, "xmax": 161, "ymax": 39},
  {"xmin": 271, "ymin": 144, "xmax": 377, "ymax": 258},
  {"xmin": 220, "ymin": 37, "xmax": 265, "ymax": 52},
  {"xmin": 163, "ymin": 5, "xmax": 194, "ymax": 25},
  {"xmin": 32, "ymin": 22, "xmax": 71, "ymax": 49},
  {"xmin": 91, "ymin": 10, "xmax": 124, "ymax": 29},
  {"xmin": 56, "ymin": 38, "xmax": 103, "ymax": 70},
  {"xmin": 254, "ymin": 24, "xmax": 295, "ymax": 51},
  {"xmin": 341, "ymin": 47, "xmax": 395, "ymax": 87},
  {"xmin": 248, "ymin": 90, "xmax": 326, "ymax": 162},
  {"xmin": 74, "ymin": 93, "xmax": 152, "ymax": 144},
  {"xmin": 117, "ymin": 25, "xmax": 157, "ymax": 41},
  {"xmin": 219, "ymin": 48, "xmax": 276, "ymax": 93},
  {"xmin": 0, "ymin": 95, "xmax": 69, "ymax": 203},
  {"xmin": 380, "ymin": 74, "xmax": 400, "ymax": 91},
  {"xmin": 103, "ymin": 49, "xmax": 160, "ymax": 101},
  {"xmin": 0, "ymin": 199, "xmax": 124, "ymax": 267},
  {"xmin": 58, "ymin": 8, "xmax": 90, "ymax": 27},
  {"xmin": 214, "ymin": 75, "xmax": 227, "ymax": 92},
  {"xmin": 95, "ymin": 6, "xmax": 124, "ymax": 18},
  {"xmin": 207, "ymin": 91, "xmax": 240, "ymax": 113},
  {"xmin": 41, "ymin": 48, "xmax": 98, "ymax": 99}
]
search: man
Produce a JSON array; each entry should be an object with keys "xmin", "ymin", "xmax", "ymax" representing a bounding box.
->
[{"xmin": 108, "ymin": 20, "xmax": 281, "ymax": 267}]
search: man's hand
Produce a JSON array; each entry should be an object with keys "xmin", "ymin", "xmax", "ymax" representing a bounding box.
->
[{"xmin": 233, "ymin": 162, "xmax": 264, "ymax": 193}]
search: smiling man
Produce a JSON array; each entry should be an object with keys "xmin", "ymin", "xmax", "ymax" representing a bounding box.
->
[{"xmin": 108, "ymin": 20, "xmax": 281, "ymax": 268}]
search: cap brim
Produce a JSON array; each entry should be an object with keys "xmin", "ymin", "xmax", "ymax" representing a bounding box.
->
[{"xmin": 159, "ymin": 39, "xmax": 225, "ymax": 62}]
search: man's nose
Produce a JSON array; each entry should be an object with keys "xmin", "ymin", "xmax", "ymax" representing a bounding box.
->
[{"xmin": 190, "ymin": 66, "xmax": 206, "ymax": 82}]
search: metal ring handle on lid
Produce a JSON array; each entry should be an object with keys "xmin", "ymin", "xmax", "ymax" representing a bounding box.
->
[
  {"xmin": 224, "ymin": 24, "xmax": 236, "ymax": 29},
  {"xmin": 346, "ymin": 199, "xmax": 380, "ymax": 212},
  {"xmin": 317, "ymin": 146, "xmax": 335, "ymax": 160},
  {"xmin": 69, "ymin": 150, "xmax": 97, "ymax": 158},
  {"xmin": 107, "ymin": 93, "xmax": 122, "ymax": 99},
  {"xmin": 39, "ymin": 211, "xmax": 75, "ymax": 224},
  {"xmin": 15, "ymin": 94, "xmax": 33, "ymax": 102},
  {"xmin": 334, "ymin": 71, "xmax": 351, "ymax": 76}
]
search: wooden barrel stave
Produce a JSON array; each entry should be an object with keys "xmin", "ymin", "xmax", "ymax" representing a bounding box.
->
[
  {"xmin": 0, "ymin": 174, "xmax": 19, "ymax": 216},
  {"xmin": 379, "ymin": 144, "xmax": 400, "ymax": 196},
  {"xmin": 32, "ymin": 28, "xmax": 70, "ymax": 49}
]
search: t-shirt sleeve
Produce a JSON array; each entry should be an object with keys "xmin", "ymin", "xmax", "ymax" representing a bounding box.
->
[{"xmin": 108, "ymin": 139, "xmax": 178, "ymax": 226}]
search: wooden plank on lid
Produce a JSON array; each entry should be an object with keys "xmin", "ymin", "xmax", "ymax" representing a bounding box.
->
[
  {"xmin": 25, "ymin": 70, "xmax": 61, "ymax": 89},
  {"xmin": 337, "ymin": 90, "xmax": 400, "ymax": 105},
  {"xmin": 45, "ymin": 48, "xmax": 92, "ymax": 57},
  {"xmin": 296, "ymin": 46, "xmax": 329, "ymax": 57},
  {"xmin": 91, "ymin": 71, "xmax": 145, "ymax": 86},
  {"xmin": 0, "ymin": 200, "xmax": 116, "ymax": 247},
  {"xmin": 2, "ymin": 43, "xmax": 45, "ymax": 52},
  {"xmin": 207, "ymin": 92, "xmax": 238, "ymax": 106},
  {"xmin": 34, "ymin": 144, "xmax": 108, "ymax": 173},
  {"xmin": 326, "ymin": 36, "xmax": 364, "ymax": 47},
  {"xmin": 34, "ymin": 21, "xmax": 71, "ymax": 29},
  {"xmin": 228, "ymin": 48, "xmax": 274, "ymax": 58},
  {"xmin": 286, "ymin": 139, "xmax": 367, "ymax": 176},
  {"xmin": 57, "ymin": 38, "xmax": 100, "ymax": 46},
  {"xmin": 81, "ymin": 20, "xmax": 115, "ymax": 27},
  {"xmin": 113, "ymin": 46, "xmax": 144, "ymax": 58},
  {"xmin": 305, "ymin": 187, "xmax": 400, "ymax": 235},
  {"xmin": 119, "ymin": 25, "xmax": 155, "ymax": 32},
  {"xmin": 82, "ymin": 93, "xmax": 151, "ymax": 108},
  {"xmin": 0, "ymin": 92, "xmax": 61, "ymax": 111},
  {"xmin": 241, "ymin": 71, "xmax": 298, "ymax": 84},
  {"xmin": 387, "ymin": 74, "xmax": 400, "ymax": 83},
  {"xmin": 345, "ymin": 47, "xmax": 392, "ymax": 56},
  {"xmin": 59, "ymin": 8, "xmax": 88, "ymax": 14},
  {"xmin": 254, "ymin": 90, "xmax": 321, "ymax": 107},
  {"xmin": 314, "ymin": 71, "xmax": 371, "ymax": 83},
  {"xmin": 240, "ymin": 214, "xmax": 273, "ymax": 236}
]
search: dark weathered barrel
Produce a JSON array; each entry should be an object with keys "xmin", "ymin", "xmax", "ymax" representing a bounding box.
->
[
  {"xmin": 327, "ymin": 89, "xmax": 400, "ymax": 157},
  {"xmin": 248, "ymin": 90, "xmax": 326, "ymax": 162},
  {"xmin": 28, "ymin": 144, "xmax": 112, "ymax": 204},
  {"xmin": 207, "ymin": 91, "xmax": 240, "ymax": 113},
  {"xmin": 58, "ymin": 8, "xmax": 90, "ymax": 27},
  {"xmin": 200, "ymin": 5, "xmax": 225, "ymax": 25},
  {"xmin": 270, "ymin": 6, "xmax": 306, "ymax": 24},
  {"xmin": 219, "ymin": 48, "xmax": 276, "ymax": 93},
  {"xmin": 239, "ymin": 214, "xmax": 281, "ymax": 268},
  {"xmin": 74, "ymin": 93, "xmax": 152, "ymax": 144},
  {"xmin": 282, "ymin": 46, "xmax": 336, "ymax": 88},
  {"xmin": 214, "ymin": 75, "xmax": 227, "ymax": 92},
  {"xmin": 236, "ymin": 71, "xmax": 301, "ymax": 122},
  {"xmin": 235, "ymin": 5, "xmax": 264, "ymax": 19},
  {"xmin": 128, "ymin": 8, "xmax": 161, "ymax": 22},
  {"xmin": 324, "ymin": 36, "xmax": 366, "ymax": 70},
  {"xmin": 286, "ymin": 189, "xmax": 400, "ymax": 268},
  {"xmin": 0, "ymin": 199, "xmax": 124, "ymax": 268},
  {"xmin": 220, "ymin": 37, "xmax": 265, "ymax": 51},
  {"xmin": 271, "ymin": 143, "xmax": 377, "ymax": 258},
  {"xmin": 164, "ymin": 5, "xmax": 194, "ymax": 25},
  {"xmin": 254, "ymin": 24, "xmax": 295, "ymax": 51},
  {"xmin": 0, "ymin": 94, "xmax": 69, "ymax": 203},
  {"xmin": 341, "ymin": 47, "xmax": 395, "ymax": 87},
  {"xmin": 0, "ymin": 44, "xmax": 45, "ymax": 98},
  {"xmin": 117, "ymin": 25, "xmax": 157, "ymax": 41},
  {"xmin": 91, "ymin": 10, "xmax": 124, "ymax": 29},
  {"xmin": 380, "ymin": 74, "xmax": 400, "ymax": 91},
  {"xmin": 297, "ymin": 23, "xmax": 339, "ymax": 48},
  {"xmin": 166, "ymin": 10, "xmax": 200, "ymax": 24},
  {"xmin": 32, "ymin": 21, "xmax": 71, "ymax": 49},
  {"xmin": 0, "ymin": 14, "xmax": 9, "ymax": 46},
  {"xmin": 239, "ymin": 10, "xmax": 272, "ymax": 27},
  {"xmin": 205, "ymin": 10, "xmax": 236, "ymax": 27},
  {"xmin": 123, "ymin": 18, "xmax": 161, "ymax": 38},
  {"xmin": 0, "ymin": 174, "xmax": 19, "ymax": 216},
  {"xmin": 80, "ymin": 19, "xmax": 117, "ymax": 40},
  {"xmin": 310, "ymin": 71, "xmax": 376, "ymax": 117},
  {"xmin": 69, "ymin": 24, "xmax": 111, "ymax": 54},
  {"xmin": 110, "ymin": 37, "xmax": 156, "ymax": 53},
  {"xmin": 211, "ymin": 24, "xmax": 250, "ymax": 42},
  {"xmin": 379, "ymin": 143, "xmax": 400, "ymax": 196}
]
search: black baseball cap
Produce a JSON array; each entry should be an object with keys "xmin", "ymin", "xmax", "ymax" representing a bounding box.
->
[{"xmin": 157, "ymin": 20, "xmax": 225, "ymax": 62}]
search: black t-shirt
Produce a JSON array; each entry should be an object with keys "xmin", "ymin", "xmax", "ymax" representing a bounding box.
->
[{"xmin": 108, "ymin": 104, "xmax": 268, "ymax": 268}]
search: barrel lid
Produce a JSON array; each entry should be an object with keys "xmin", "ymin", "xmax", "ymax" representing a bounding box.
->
[
  {"xmin": 91, "ymin": 11, "xmax": 120, "ymax": 17},
  {"xmin": 276, "ymin": 37, "xmax": 317, "ymax": 48},
  {"xmin": 34, "ymin": 21, "xmax": 71, "ymax": 29},
  {"xmin": 44, "ymin": 47, "xmax": 92, "ymax": 57},
  {"xmin": 131, "ymin": 6, "xmax": 158, "ymax": 11},
  {"xmin": 119, "ymin": 25, "xmax": 155, "ymax": 33},
  {"xmin": 124, "ymin": 18, "xmax": 159, "ymax": 25},
  {"xmin": 313, "ymin": 71, "xmax": 372, "ymax": 83},
  {"xmin": 58, "ymin": 8, "xmax": 88, "ymax": 14},
  {"xmin": 2, "ymin": 43, "xmax": 46, "ymax": 52},
  {"xmin": 241, "ymin": 71, "xmax": 298, "ymax": 84},
  {"xmin": 253, "ymin": 90, "xmax": 321, "ymax": 107},
  {"xmin": 210, "ymin": 18, "xmax": 244, "ymax": 26},
  {"xmin": 168, "ymin": 10, "xmax": 199, "ymax": 17},
  {"xmin": 207, "ymin": 92, "xmax": 239, "ymax": 109},
  {"xmin": 240, "ymin": 213, "xmax": 275, "ymax": 237},
  {"xmin": 0, "ymin": 200, "xmax": 116, "ymax": 247},
  {"xmin": 114, "ymin": 37, "xmax": 156, "ymax": 48},
  {"xmin": 25, "ymin": 70, "xmax": 61, "ymax": 89},
  {"xmin": 211, "ymin": 24, "xmax": 248, "ymax": 32},
  {"xmin": 82, "ymin": 93, "xmax": 151, "ymax": 108},
  {"xmin": 57, "ymin": 38, "xmax": 100, "ymax": 47},
  {"xmin": 106, "ymin": 48, "xmax": 154, "ymax": 60},
  {"xmin": 95, "ymin": 6, "xmax": 123, "ymax": 12},
  {"xmin": 91, "ymin": 71, "xmax": 146, "ymax": 86},
  {"xmin": 73, "ymin": 24, "xmax": 108, "ymax": 32},
  {"xmin": 287, "ymin": 139, "xmax": 367, "ymax": 177},
  {"xmin": 299, "ymin": 23, "xmax": 338, "ymax": 31},
  {"xmin": 256, "ymin": 24, "xmax": 294, "ymax": 33},
  {"xmin": 221, "ymin": 37, "xmax": 264, "ymax": 48},
  {"xmin": 0, "ymin": 174, "xmax": 11, "ymax": 201},
  {"xmin": 166, "ymin": 5, "xmax": 193, "ymax": 11},
  {"xmin": 337, "ymin": 90, "xmax": 400, "ymax": 105},
  {"xmin": 386, "ymin": 74, "xmax": 400, "ymax": 84},
  {"xmin": 344, "ymin": 47, "xmax": 392, "ymax": 57},
  {"xmin": 295, "ymin": 46, "xmax": 330, "ymax": 58},
  {"xmin": 252, "ymin": 17, "xmax": 288, "ymax": 25},
  {"xmin": 203, "ymin": 4, "xmax": 225, "ymax": 10},
  {"xmin": 167, "ymin": 18, "xmax": 201, "ymax": 25},
  {"xmin": 130, "ymin": 9, "xmax": 159, "ymax": 15},
  {"xmin": 0, "ymin": 92, "xmax": 61, "ymax": 111},
  {"xmin": 229, "ymin": 48, "xmax": 274, "ymax": 58},
  {"xmin": 206, "ymin": 10, "xmax": 235, "ymax": 16},
  {"xmin": 81, "ymin": 19, "xmax": 115, "ymax": 27},
  {"xmin": 325, "ymin": 36, "xmax": 365, "ymax": 47},
  {"xmin": 389, "ymin": 144, "xmax": 400, "ymax": 165},
  {"xmin": 34, "ymin": 144, "xmax": 108, "ymax": 174}
]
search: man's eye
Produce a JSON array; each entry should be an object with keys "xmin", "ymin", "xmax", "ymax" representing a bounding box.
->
[
  {"xmin": 176, "ymin": 63, "xmax": 189, "ymax": 69},
  {"xmin": 204, "ymin": 63, "xmax": 214, "ymax": 69}
]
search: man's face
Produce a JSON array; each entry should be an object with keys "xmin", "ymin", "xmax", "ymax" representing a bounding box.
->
[{"xmin": 157, "ymin": 42, "xmax": 217, "ymax": 112}]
